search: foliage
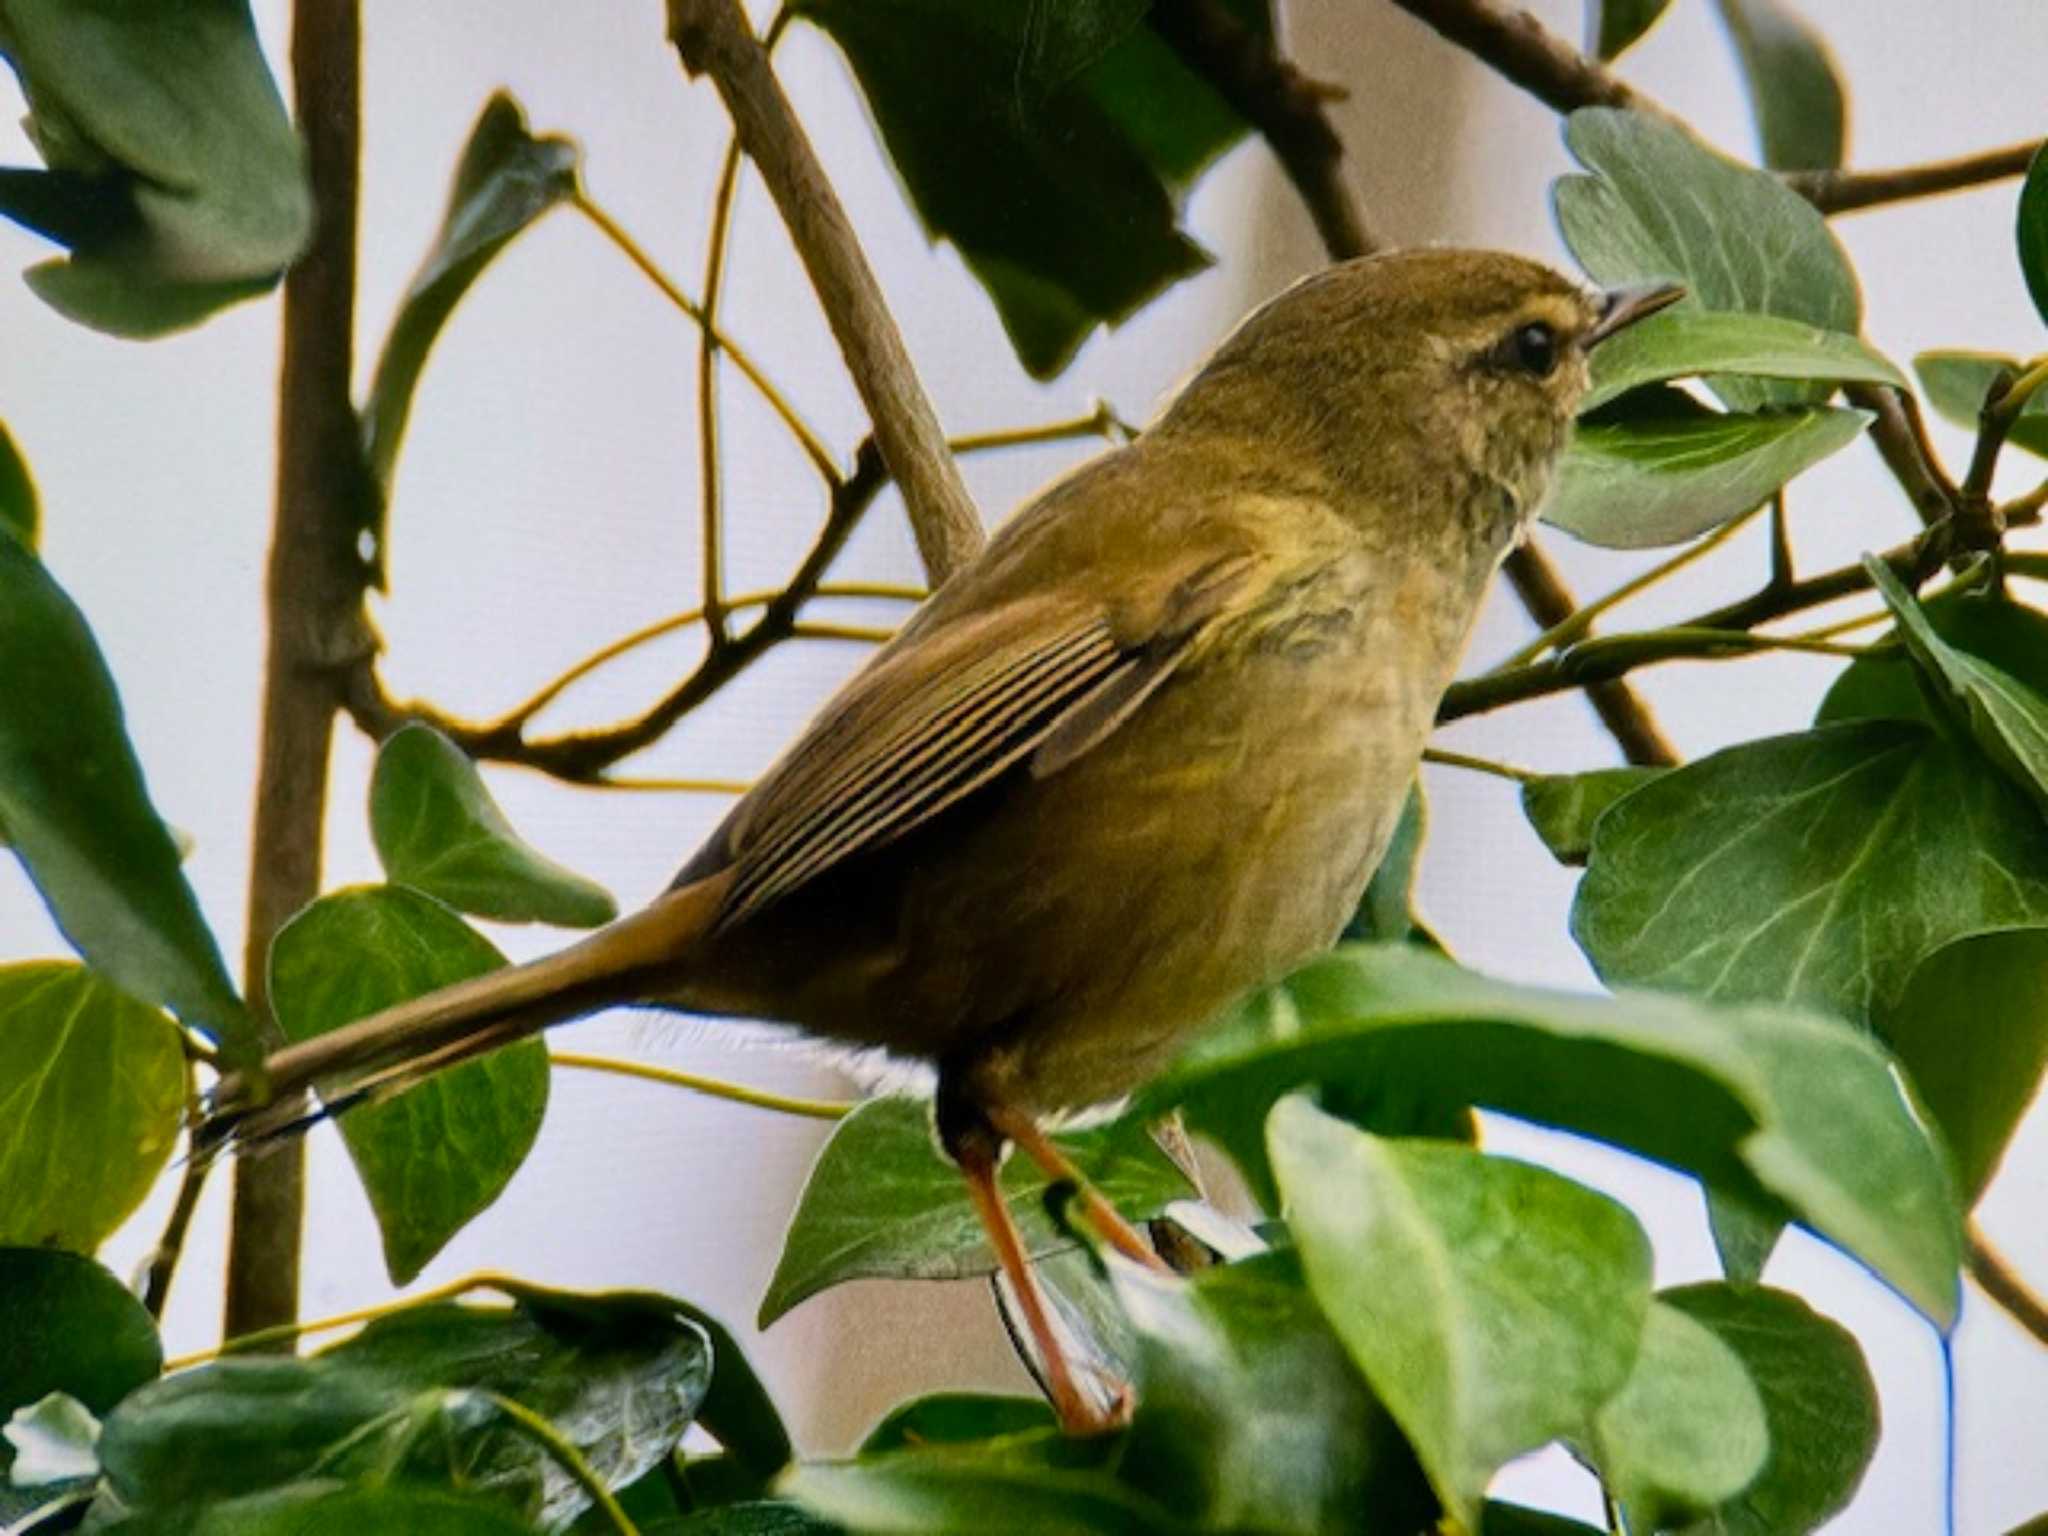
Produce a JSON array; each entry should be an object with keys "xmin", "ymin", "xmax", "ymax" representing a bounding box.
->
[{"xmin": 2, "ymin": 1, "xmax": 2046, "ymax": 1534}]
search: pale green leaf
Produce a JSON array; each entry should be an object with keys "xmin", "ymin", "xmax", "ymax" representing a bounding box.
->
[
  {"xmin": 1583, "ymin": 310, "xmax": 1898, "ymax": 413},
  {"xmin": 1520, "ymin": 766, "xmax": 1666, "ymax": 864},
  {"xmin": 1915, "ymin": 351, "xmax": 2048, "ymax": 460},
  {"xmin": 1712, "ymin": 0, "xmax": 1847, "ymax": 172}
]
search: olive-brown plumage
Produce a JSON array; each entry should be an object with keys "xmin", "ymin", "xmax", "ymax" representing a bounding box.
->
[{"xmin": 210, "ymin": 249, "xmax": 1680, "ymax": 1431}]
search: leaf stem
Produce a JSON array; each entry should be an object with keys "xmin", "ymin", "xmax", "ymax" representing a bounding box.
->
[
  {"xmin": 1493, "ymin": 505, "xmax": 1761, "ymax": 671},
  {"xmin": 791, "ymin": 620, "xmax": 896, "ymax": 644},
  {"xmin": 163, "ymin": 1270, "xmax": 533, "ymax": 1369},
  {"xmin": 477, "ymin": 1390, "xmax": 640, "ymax": 1536},
  {"xmin": 1421, "ymin": 746, "xmax": 1536, "ymax": 783},
  {"xmin": 571, "ymin": 188, "xmax": 838, "ymax": 489},
  {"xmin": 586, "ymin": 775, "xmax": 753, "ymax": 793},
  {"xmin": 550, "ymin": 1049, "xmax": 853, "ymax": 1119}
]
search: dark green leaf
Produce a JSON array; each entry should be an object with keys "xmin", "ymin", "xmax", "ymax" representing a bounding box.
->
[
  {"xmin": 1884, "ymin": 929, "xmax": 2048, "ymax": 1202},
  {"xmin": 0, "ymin": 1249, "xmax": 162, "ymax": 1418},
  {"xmin": 183, "ymin": 1485, "xmax": 542, "ymax": 1536},
  {"xmin": 781, "ymin": 1437, "xmax": 1175, "ymax": 1535},
  {"xmin": 0, "ymin": 0, "xmax": 310, "ymax": 336},
  {"xmin": 1268, "ymin": 1098, "xmax": 1651, "ymax": 1532},
  {"xmin": 669, "ymin": 1503, "xmax": 843, "ymax": 1535},
  {"xmin": 0, "ymin": 536, "xmax": 248, "ymax": 1049},
  {"xmin": 1585, "ymin": 1300, "xmax": 1767, "ymax": 1531},
  {"xmin": 859, "ymin": 1395, "xmax": 1055, "ymax": 1457},
  {"xmin": 1915, "ymin": 351, "xmax": 2048, "ymax": 460},
  {"xmin": 102, "ymin": 1288, "xmax": 711, "ymax": 1529},
  {"xmin": 1819, "ymin": 587, "xmax": 2048, "ymax": 727},
  {"xmin": 1344, "ymin": 781, "xmax": 1440, "ymax": 947},
  {"xmin": 269, "ymin": 887, "xmax": 548, "ymax": 1283},
  {"xmin": 1554, "ymin": 108, "xmax": 1860, "ymax": 412},
  {"xmin": 361, "ymin": 93, "xmax": 579, "ymax": 581},
  {"xmin": 1548, "ymin": 394, "xmax": 1870, "ymax": 548},
  {"xmin": 0, "ymin": 419, "xmax": 37, "ymax": 549},
  {"xmin": 1112, "ymin": 1251, "xmax": 1435, "ymax": 1535},
  {"xmin": 1863, "ymin": 559, "xmax": 2048, "ymax": 814},
  {"xmin": 0, "ymin": 963, "xmax": 185, "ymax": 1251},
  {"xmin": 1520, "ymin": 766, "xmax": 1665, "ymax": 865},
  {"xmin": 758, "ymin": 1096, "xmax": 1192, "ymax": 1327},
  {"xmin": 371, "ymin": 725, "xmax": 617, "ymax": 929},
  {"xmin": 1582, "ymin": 309, "xmax": 1898, "ymax": 414},
  {"xmin": 1482, "ymin": 1506, "xmax": 1607, "ymax": 1536},
  {"xmin": 1712, "ymin": 0, "xmax": 1846, "ymax": 172},
  {"xmin": 795, "ymin": 0, "xmax": 1243, "ymax": 378},
  {"xmin": 1663, "ymin": 1284, "xmax": 1877, "ymax": 1535},
  {"xmin": 2019, "ymin": 142, "xmax": 2048, "ymax": 331},
  {"xmin": 1574, "ymin": 720, "xmax": 2048, "ymax": 1027},
  {"xmin": 2006, "ymin": 1517, "xmax": 2048, "ymax": 1536},
  {"xmin": 1587, "ymin": 0, "xmax": 1675, "ymax": 59},
  {"xmin": 668, "ymin": 1300, "xmax": 791, "ymax": 1481},
  {"xmin": 1144, "ymin": 944, "xmax": 1961, "ymax": 1326}
]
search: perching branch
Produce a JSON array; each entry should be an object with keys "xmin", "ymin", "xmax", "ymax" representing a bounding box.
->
[
  {"xmin": 1968, "ymin": 1222, "xmax": 2048, "ymax": 1350},
  {"xmin": 1146, "ymin": 0, "xmax": 1384, "ymax": 259},
  {"xmin": 665, "ymin": 0, "xmax": 984, "ymax": 584}
]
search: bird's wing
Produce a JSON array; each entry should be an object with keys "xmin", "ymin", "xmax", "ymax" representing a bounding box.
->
[{"xmin": 706, "ymin": 549, "xmax": 1254, "ymax": 928}]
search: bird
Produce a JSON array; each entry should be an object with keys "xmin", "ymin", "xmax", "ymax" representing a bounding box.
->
[{"xmin": 207, "ymin": 249, "xmax": 1682, "ymax": 1433}]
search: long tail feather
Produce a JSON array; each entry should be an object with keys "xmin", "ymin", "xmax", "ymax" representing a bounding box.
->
[{"xmin": 201, "ymin": 871, "xmax": 732, "ymax": 1147}]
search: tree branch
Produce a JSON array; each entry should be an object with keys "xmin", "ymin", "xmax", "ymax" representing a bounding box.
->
[
  {"xmin": 665, "ymin": 0, "xmax": 984, "ymax": 584},
  {"xmin": 1789, "ymin": 139, "xmax": 2042, "ymax": 216},
  {"xmin": 1382, "ymin": 0, "xmax": 1665, "ymax": 118},
  {"xmin": 1968, "ymin": 1221, "xmax": 2048, "ymax": 1349},
  {"xmin": 225, "ymin": 0, "xmax": 375, "ymax": 1339},
  {"xmin": 1146, "ymin": 0, "xmax": 1383, "ymax": 258}
]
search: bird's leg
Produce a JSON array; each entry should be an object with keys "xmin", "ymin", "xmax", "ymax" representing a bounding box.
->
[
  {"xmin": 985, "ymin": 1104, "xmax": 1173, "ymax": 1276},
  {"xmin": 951, "ymin": 1126, "xmax": 1125, "ymax": 1435}
]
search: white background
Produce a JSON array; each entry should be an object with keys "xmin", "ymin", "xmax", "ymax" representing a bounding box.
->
[{"xmin": 1, "ymin": 0, "xmax": 2044, "ymax": 1528}]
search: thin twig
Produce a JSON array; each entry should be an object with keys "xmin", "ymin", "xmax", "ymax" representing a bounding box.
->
[
  {"xmin": 551, "ymin": 1050, "xmax": 852, "ymax": 1119},
  {"xmin": 1967, "ymin": 1223, "xmax": 2048, "ymax": 1348},
  {"xmin": 1501, "ymin": 542, "xmax": 1679, "ymax": 765},
  {"xmin": 667, "ymin": 0, "xmax": 984, "ymax": 584},
  {"xmin": 1421, "ymin": 746, "xmax": 1535, "ymax": 783},
  {"xmin": 1146, "ymin": 0, "xmax": 1382, "ymax": 258},
  {"xmin": 1789, "ymin": 139, "xmax": 2043, "ymax": 216},
  {"xmin": 1847, "ymin": 383, "xmax": 1959, "ymax": 528},
  {"xmin": 585, "ymin": 775, "xmax": 752, "ymax": 793},
  {"xmin": 1493, "ymin": 505, "xmax": 1762, "ymax": 671},
  {"xmin": 1768, "ymin": 493, "xmax": 1794, "ymax": 590},
  {"xmin": 695, "ymin": 133, "xmax": 745, "ymax": 639},
  {"xmin": 1442, "ymin": 535, "xmax": 1941, "ymax": 722},
  {"xmin": 1383, "ymin": 0, "xmax": 1665, "ymax": 117},
  {"xmin": 791, "ymin": 620, "xmax": 895, "ymax": 644},
  {"xmin": 141, "ymin": 1141, "xmax": 216, "ymax": 1319},
  {"xmin": 572, "ymin": 189, "xmax": 837, "ymax": 486}
]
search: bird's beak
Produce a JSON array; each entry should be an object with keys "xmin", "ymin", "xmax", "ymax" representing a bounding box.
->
[{"xmin": 1583, "ymin": 282, "xmax": 1686, "ymax": 348}]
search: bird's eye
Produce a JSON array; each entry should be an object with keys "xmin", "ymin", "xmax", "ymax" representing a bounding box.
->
[{"xmin": 1512, "ymin": 321, "xmax": 1558, "ymax": 376}]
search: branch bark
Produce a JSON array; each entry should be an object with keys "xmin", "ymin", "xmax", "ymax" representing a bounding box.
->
[
  {"xmin": 665, "ymin": 0, "xmax": 984, "ymax": 585},
  {"xmin": 1383, "ymin": 0, "xmax": 1666, "ymax": 118},
  {"xmin": 1790, "ymin": 139, "xmax": 2042, "ymax": 216},
  {"xmin": 225, "ymin": 0, "xmax": 375, "ymax": 1338}
]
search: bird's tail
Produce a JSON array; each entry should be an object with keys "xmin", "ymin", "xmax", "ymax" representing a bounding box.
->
[{"xmin": 201, "ymin": 870, "xmax": 734, "ymax": 1148}]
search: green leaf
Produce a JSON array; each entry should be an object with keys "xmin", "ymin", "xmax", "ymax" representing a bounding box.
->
[
  {"xmin": 102, "ymin": 1287, "xmax": 711, "ymax": 1529},
  {"xmin": 1587, "ymin": 0, "xmax": 1675, "ymax": 59},
  {"xmin": 1819, "ymin": 587, "xmax": 2048, "ymax": 728},
  {"xmin": 757, "ymin": 1096, "xmax": 1193, "ymax": 1327},
  {"xmin": 1585, "ymin": 1300, "xmax": 1768, "ymax": 1531},
  {"xmin": 668, "ymin": 1299, "xmax": 791, "ymax": 1481},
  {"xmin": 860, "ymin": 1395, "xmax": 1055, "ymax": 1457},
  {"xmin": 177, "ymin": 1485, "xmax": 543, "ymax": 1536},
  {"xmin": 371, "ymin": 725, "xmax": 617, "ymax": 929},
  {"xmin": 0, "ymin": 1249, "xmax": 161, "ymax": 1420},
  {"xmin": 1863, "ymin": 559, "xmax": 2048, "ymax": 814},
  {"xmin": 0, "ymin": 963, "xmax": 186, "ymax": 1251},
  {"xmin": 1267, "ymin": 1099, "xmax": 1652, "ymax": 1532},
  {"xmin": 1554, "ymin": 108, "xmax": 1860, "ymax": 411},
  {"xmin": 1573, "ymin": 720, "xmax": 2048, "ymax": 1027},
  {"xmin": 0, "ymin": 0, "xmax": 311, "ymax": 336},
  {"xmin": 781, "ymin": 1439, "xmax": 1177, "ymax": 1535},
  {"xmin": 1483, "ymin": 1506, "xmax": 1607, "ymax": 1536},
  {"xmin": 1711, "ymin": 0, "xmax": 1846, "ymax": 172},
  {"xmin": 269, "ymin": 887, "xmax": 549, "ymax": 1283},
  {"xmin": 667, "ymin": 1503, "xmax": 843, "ymax": 1535},
  {"xmin": 1520, "ymin": 766, "xmax": 1665, "ymax": 865},
  {"xmin": 0, "ymin": 419, "xmax": 37, "ymax": 549},
  {"xmin": 361, "ymin": 93, "xmax": 579, "ymax": 582},
  {"xmin": 1663, "ymin": 1284, "xmax": 1877, "ymax": 1535},
  {"xmin": 1582, "ymin": 310, "xmax": 1899, "ymax": 414},
  {"xmin": 0, "ymin": 535, "xmax": 248, "ymax": 1049},
  {"xmin": 1547, "ymin": 392, "xmax": 1870, "ymax": 548},
  {"xmin": 1344, "ymin": 780, "xmax": 1440, "ymax": 947},
  {"xmin": 1915, "ymin": 351, "xmax": 2048, "ymax": 460},
  {"xmin": 795, "ymin": 0, "xmax": 1250, "ymax": 378},
  {"xmin": 1143, "ymin": 944, "xmax": 1962, "ymax": 1326},
  {"xmin": 1884, "ymin": 929, "xmax": 2048, "ymax": 1202},
  {"xmin": 2020, "ymin": 142, "xmax": 2048, "ymax": 331},
  {"xmin": 1111, "ymin": 1251, "xmax": 1435, "ymax": 1535}
]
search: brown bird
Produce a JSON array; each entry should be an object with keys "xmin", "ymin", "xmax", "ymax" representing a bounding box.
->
[{"xmin": 210, "ymin": 249, "xmax": 1680, "ymax": 1432}]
